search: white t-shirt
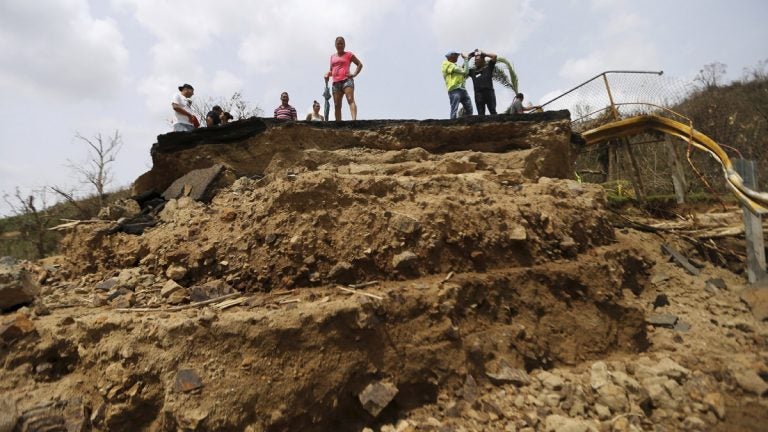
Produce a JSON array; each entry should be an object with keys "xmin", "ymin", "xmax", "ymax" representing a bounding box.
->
[{"xmin": 172, "ymin": 92, "xmax": 193, "ymax": 124}]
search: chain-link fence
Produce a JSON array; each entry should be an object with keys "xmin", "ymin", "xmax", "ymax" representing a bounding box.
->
[{"xmin": 541, "ymin": 71, "xmax": 745, "ymax": 200}]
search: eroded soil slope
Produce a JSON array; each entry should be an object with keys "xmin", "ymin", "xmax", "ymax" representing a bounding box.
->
[{"xmin": 1, "ymin": 116, "xmax": 766, "ymax": 431}]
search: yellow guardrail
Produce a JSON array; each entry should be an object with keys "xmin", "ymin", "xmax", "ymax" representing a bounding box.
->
[{"xmin": 581, "ymin": 114, "xmax": 768, "ymax": 214}]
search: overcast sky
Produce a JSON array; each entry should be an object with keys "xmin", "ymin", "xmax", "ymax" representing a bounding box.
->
[{"xmin": 1, "ymin": 0, "xmax": 766, "ymax": 216}]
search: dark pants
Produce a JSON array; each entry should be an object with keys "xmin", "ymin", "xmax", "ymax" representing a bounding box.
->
[{"xmin": 474, "ymin": 89, "xmax": 497, "ymax": 115}]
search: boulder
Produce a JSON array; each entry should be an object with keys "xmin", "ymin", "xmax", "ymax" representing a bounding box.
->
[
  {"xmin": 358, "ymin": 380, "xmax": 398, "ymax": 417},
  {"xmin": 0, "ymin": 259, "xmax": 40, "ymax": 312},
  {"xmin": 392, "ymin": 251, "xmax": 418, "ymax": 271},
  {"xmin": 162, "ymin": 164, "xmax": 226, "ymax": 202},
  {"xmin": 0, "ymin": 314, "xmax": 36, "ymax": 343},
  {"xmin": 98, "ymin": 198, "xmax": 141, "ymax": 221}
]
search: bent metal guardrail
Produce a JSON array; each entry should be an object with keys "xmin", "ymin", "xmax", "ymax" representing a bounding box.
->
[{"xmin": 581, "ymin": 114, "xmax": 768, "ymax": 214}]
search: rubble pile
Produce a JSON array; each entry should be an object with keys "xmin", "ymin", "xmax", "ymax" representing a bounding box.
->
[{"xmin": 0, "ymin": 115, "xmax": 766, "ymax": 431}]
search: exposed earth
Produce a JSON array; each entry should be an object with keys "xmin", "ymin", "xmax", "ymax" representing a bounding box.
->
[{"xmin": 1, "ymin": 114, "xmax": 766, "ymax": 431}]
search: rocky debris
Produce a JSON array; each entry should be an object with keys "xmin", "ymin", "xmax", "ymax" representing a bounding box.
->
[
  {"xmin": 392, "ymin": 251, "xmax": 418, "ymax": 271},
  {"xmin": 0, "ymin": 397, "xmax": 17, "ymax": 432},
  {"xmin": 650, "ymin": 272, "xmax": 669, "ymax": 285},
  {"xmin": 703, "ymin": 392, "xmax": 726, "ymax": 420},
  {"xmin": 647, "ymin": 313, "xmax": 678, "ymax": 328},
  {"xmin": 652, "ymin": 293, "xmax": 669, "ymax": 309},
  {"xmin": 174, "ymin": 369, "xmax": 204, "ymax": 393},
  {"xmin": 544, "ymin": 414, "xmax": 597, "ymax": 432},
  {"xmin": 98, "ymin": 198, "xmax": 142, "ymax": 221},
  {"xmin": 162, "ymin": 163, "xmax": 226, "ymax": 202},
  {"xmin": 359, "ymin": 380, "xmax": 399, "ymax": 417},
  {"xmin": 0, "ymin": 313, "xmax": 36, "ymax": 343},
  {"xmin": 485, "ymin": 360, "xmax": 530, "ymax": 386},
  {"xmin": 14, "ymin": 399, "xmax": 88, "ymax": 432},
  {"xmin": 705, "ymin": 277, "xmax": 727, "ymax": 290},
  {"xmin": 740, "ymin": 285, "xmax": 768, "ymax": 321},
  {"xmin": 661, "ymin": 244, "xmax": 701, "ymax": 275},
  {"xmin": 160, "ymin": 280, "xmax": 184, "ymax": 298},
  {"xmin": 390, "ymin": 213, "xmax": 421, "ymax": 235},
  {"xmin": 9, "ymin": 114, "xmax": 767, "ymax": 430},
  {"xmin": 732, "ymin": 369, "xmax": 768, "ymax": 395},
  {"xmin": 165, "ymin": 265, "xmax": 188, "ymax": 281},
  {"xmin": 327, "ymin": 261, "xmax": 355, "ymax": 284},
  {"xmin": 188, "ymin": 280, "xmax": 234, "ymax": 302},
  {"xmin": 0, "ymin": 258, "xmax": 40, "ymax": 312}
]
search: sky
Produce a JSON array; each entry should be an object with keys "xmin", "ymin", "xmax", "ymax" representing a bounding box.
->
[{"xmin": 1, "ymin": 0, "xmax": 766, "ymax": 216}]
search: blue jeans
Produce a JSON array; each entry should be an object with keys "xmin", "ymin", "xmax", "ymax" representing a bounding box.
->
[
  {"xmin": 448, "ymin": 88, "xmax": 473, "ymax": 119},
  {"xmin": 173, "ymin": 123, "xmax": 194, "ymax": 132}
]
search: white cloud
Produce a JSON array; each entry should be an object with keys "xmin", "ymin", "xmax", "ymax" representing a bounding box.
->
[
  {"xmin": 430, "ymin": 0, "xmax": 543, "ymax": 55},
  {"xmin": 0, "ymin": 1, "xmax": 129, "ymax": 100},
  {"xmin": 559, "ymin": 10, "xmax": 659, "ymax": 82},
  {"xmin": 116, "ymin": 0, "xmax": 399, "ymax": 116},
  {"xmin": 211, "ymin": 70, "xmax": 244, "ymax": 97}
]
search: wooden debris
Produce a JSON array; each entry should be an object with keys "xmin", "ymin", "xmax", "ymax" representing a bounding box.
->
[
  {"xmin": 48, "ymin": 219, "xmax": 106, "ymax": 231},
  {"xmin": 339, "ymin": 286, "xmax": 384, "ymax": 301},
  {"xmin": 442, "ymin": 271, "xmax": 455, "ymax": 283},
  {"xmin": 115, "ymin": 292, "xmax": 241, "ymax": 313},
  {"xmin": 661, "ymin": 244, "xmax": 701, "ymax": 276},
  {"xmin": 213, "ymin": 297, "xmax": 249, "ymax": 310},
  {"xmin": 348, "ymin": 280, "xmax": 380, "ymax": 289},
  {"xmin": 278, "ymin": 298, "xmax": 301, "ymax": 305}
]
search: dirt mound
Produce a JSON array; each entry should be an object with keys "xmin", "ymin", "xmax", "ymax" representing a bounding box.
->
[{"xmin": 1, "ymin": 115, "xmax": 766, "ymax": 431}]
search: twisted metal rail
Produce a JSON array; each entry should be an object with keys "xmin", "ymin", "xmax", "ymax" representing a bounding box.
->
[{"xmin": 581, "ymin": 114, "xmax": 768, "ymax": 214}]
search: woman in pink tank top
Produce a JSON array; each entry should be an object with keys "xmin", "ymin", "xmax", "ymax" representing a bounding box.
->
[{"xmin": 324, "ymin": 36, "xmax": 363, "ymax": 121}]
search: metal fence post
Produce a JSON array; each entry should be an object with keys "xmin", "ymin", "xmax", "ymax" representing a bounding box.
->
[{"xmin": 734, "ymin": 159, "xmax": 766, "ymax": 284}]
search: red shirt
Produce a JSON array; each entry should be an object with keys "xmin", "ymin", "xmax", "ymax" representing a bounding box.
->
[{"xmin": 330, "ymin": 51, "xmax": 354, "ymax": 83}]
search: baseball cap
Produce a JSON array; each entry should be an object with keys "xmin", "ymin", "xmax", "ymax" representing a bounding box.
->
[
  {"xmin": 178, "ymin": 83, "xmax": 194, "ymax": 91},
  {"xmin": 445, "ymin": 51, "xmax": 459, "ymax": 58}
]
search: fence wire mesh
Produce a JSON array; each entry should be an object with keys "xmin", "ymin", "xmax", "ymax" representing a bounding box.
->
[
  {"xmin": 541, "ymin": 71, "xmax": 697, "ymax": 132},
  {"xmin": 541, "ymin": 71, "xmax": 733, "ymax": 198}
]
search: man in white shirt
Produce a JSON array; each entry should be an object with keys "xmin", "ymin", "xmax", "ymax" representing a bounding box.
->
[{"xmin": 172, "ymin": 84, "xmax": 198, "ymax": 132}]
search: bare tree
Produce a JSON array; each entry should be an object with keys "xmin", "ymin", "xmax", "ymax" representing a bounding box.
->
[
  {"xmin": 67, "ymin": 131, "xmax": 123, "ymax": 209},
  {"xmin": 2, "ymin": 188, "xmax": 54, "ymax": 258},
  {"xmin": 742, "ymin": 59, "xmax": 768, "ymax": 82},
  {"xmin": 695, "ymin": 62, "xmax": 727, "ymax": 90}
]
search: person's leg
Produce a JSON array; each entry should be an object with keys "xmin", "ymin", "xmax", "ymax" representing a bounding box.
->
[
  {"xmin": 332, "ymin": 87, "xmax": 343, "ymax": 121},
  {"xmin": 448, "ymin": 90, "xmax": 460, "ymax": 119},
  {"xmin": 460, "ymin": 89, "xmax": 473, "ymax": 116},
  {"xmin": 173, "ymin": 123, "xmax": 193, "ymax": 132},
  {"xmin": 474, "ymin": 91, "xmax": 486, "ymax": 116},
  {"xmin": 487, "ymin": 90, "xmax": 497, "ymax": 115},
  {"xmin": 343, "ymin": 85, "xmax": 357, "ymax": 121}
]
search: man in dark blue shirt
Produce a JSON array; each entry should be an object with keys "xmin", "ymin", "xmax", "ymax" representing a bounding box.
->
[{"xmin": 468, "ymin": 50, "xmax": 498, "ymax": 116}]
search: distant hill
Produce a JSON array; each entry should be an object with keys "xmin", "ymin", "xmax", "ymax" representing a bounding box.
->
[{"xmin": 675, "ymin": 76, "xmax": 768, "ymax": 180}]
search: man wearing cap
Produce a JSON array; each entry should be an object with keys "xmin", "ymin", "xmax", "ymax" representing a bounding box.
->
[
  {"xmin": 172, "ymin": 84, "xmax": 198, "ymax": 132},
  {"xmin": 441, "ymin": 51, "xmax": 472, "ymax": 119}
]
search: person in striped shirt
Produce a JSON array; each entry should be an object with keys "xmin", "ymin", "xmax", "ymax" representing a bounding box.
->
[{"xmin": 274, "ymin": 92, "xmax": 297, "ymax": 121}]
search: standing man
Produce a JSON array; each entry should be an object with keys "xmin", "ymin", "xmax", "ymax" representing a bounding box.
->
[
  {"xmin": 468, "ymin": 50, "xmax": 498, "ymax": 115},
  {"xmin": 172, "ymin": 83, "xmax": 198, "ymax": 131},
  {"xmin": 441, "ymin": 51, "xmax": 472, "ymax": 119},
  {"xmin": 206, "ymin": 105, "xmax": 223, "ymax": 127},
  {"xmin": 274, "ymin": 92, "xmax": 298, "ymax": 121}
]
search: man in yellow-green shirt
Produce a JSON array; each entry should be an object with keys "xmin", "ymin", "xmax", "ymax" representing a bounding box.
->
[{"xmin": 441, "ymin": 51, "xmax": 473, "ymax": 119}]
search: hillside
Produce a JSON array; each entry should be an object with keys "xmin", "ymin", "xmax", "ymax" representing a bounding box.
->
[{"xmin": 0, "ymin": 112, "xmax": 766, "ymax": 431}]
